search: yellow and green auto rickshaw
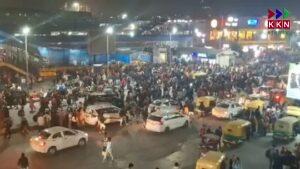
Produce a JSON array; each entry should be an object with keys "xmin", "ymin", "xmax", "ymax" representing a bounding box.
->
[
  {"xmin": 194, "ymin": 96, "xmax": 216, "ymax": 117},
  {"xmin": 273, "ymin": 116, "xmax": 300, "ymax": 141},
  {"xmin": 286, "ymin": 106, "xmax": 300, "ymax": 119},
  {"xmin": 195, "ymin": 151, "xmax": 226, "ymax": 169},
  {"xmin": 222, "ymin": 119, "xmax": 251, "ymax": 146}
]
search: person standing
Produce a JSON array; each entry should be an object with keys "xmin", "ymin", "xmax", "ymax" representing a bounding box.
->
[
  {"xmin": 128, "ymin": 162, "xmax": 134, "ymax": 169},
  {"xmin": 18, "ymin": 153, "xmax": 29, "ymax": 169},
  {"xmin": 103, "ymin": 137, "xmax": 113, "ymax": 162}
]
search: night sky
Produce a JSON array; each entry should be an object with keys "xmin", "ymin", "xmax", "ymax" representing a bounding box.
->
[{"xmin": 0, "ymin": 0, "xmax": 299, "ymax": 17}]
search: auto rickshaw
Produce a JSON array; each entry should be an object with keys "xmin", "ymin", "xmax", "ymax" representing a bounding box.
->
[
  {"xmin": 195, "ymin": 151, "xmax": 226, "ymax": 169},
  {"xmin": 192, "ymin": 71, "xmax": 207, "ymax": 79},
  {"xmin": 273, "ymin": 116, "xmax": 300, "ymax": 141},
  {"xmin": 243, "ymin": 94, "xmax": 268, "ymax": 112},
  {"xmin": 222, "ymin": 119, "xmax": 251, "ymax": 146},
  {"xmin": 270, "ymin": 89, "xmax": 286, "ymax": 105},
  {"xmin": 194, "ymin": 96, "xmax": 216, "ymax": 117},
  {"xmin": 286, "ymin": 106, "xmax": 300, "ymax": 118}
]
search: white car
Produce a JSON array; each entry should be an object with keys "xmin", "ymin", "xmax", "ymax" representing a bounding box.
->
[
  {"xmin": 30, "ymin": 126, "xmax": 88, "ymax": 155},
  {"xmin": 145, "ymin": 112, "xmax": 189, "ymax": 132},
  {"xmin": 148, "ymin": 99, "xmax": 179, "ymax": 114},
  {"xmin": 212, "ymin": 101, "xmax": 243, "ymax": 119},
  {"xmin": 84, "ymin": 102, "xmax": 122, "ymax": 125}
]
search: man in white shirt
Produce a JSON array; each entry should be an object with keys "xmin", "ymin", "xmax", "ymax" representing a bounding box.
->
[{"xmin": 103, "ymin": 137, "xmax": 113, "ymax": 162}]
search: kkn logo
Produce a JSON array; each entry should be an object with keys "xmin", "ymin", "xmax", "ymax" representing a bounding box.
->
[{"xmin": 268, "ymin": 8, "xmax": 291, "ymax": 29}]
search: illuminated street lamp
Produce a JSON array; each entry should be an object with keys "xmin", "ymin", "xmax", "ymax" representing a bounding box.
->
[
  {"xmin": 210, "ymin": 19, "xmax": 218, "ymax": 28},
  {"xmin": 22, "ymin": 26, "xmax": 30, "ymax": 86},
  {"xmin": 121, "ymin": 13, "xmax": 128, "ymax": 20},
  {"xmin": 129, "ymin": 23, "xmax": 136, "ymax": 30},
  {"xmin": 105, "ymin": 26, "xmax": 113, "ymax": 73},
  {"xmin": 72, "ymin": 2, "xmax": 80, "ymax": 11},
  {"xmin": 129, "ymin": 31, "xmax": 135, "ymax": 38}
]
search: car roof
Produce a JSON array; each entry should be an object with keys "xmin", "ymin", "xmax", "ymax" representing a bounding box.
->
[
  {"xmin": 43, "ymin": 126, "xmax": 70, "ymax": 134},
  {"xmin": 86, "ymin": 102, "xmax": 119, "ymax": 110},
  {"xmin": 151, "ymin": 110, "xmax": 180, "ymax": 117}
]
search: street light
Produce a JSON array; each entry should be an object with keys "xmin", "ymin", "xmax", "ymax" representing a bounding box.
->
[
  {"xmin": 129, "ymin": 23, "xmax": 136, "ymax": 30},
  {"xmin": 129, "ymin": 31, "xmax": 135, "ymax": 38},
  {"xmin": 105, "ymin": 26, "xmax": 113, "ymax": 74},
  {"xmin": 72, "ymin": 2, "xmax": 80, "ymax": 11},
  {"xmin": 169, "ymin": 26, "xmax": 177, "ymax": 64},
  {"xmin": 121, "ymin": 13, "xmax": 128, "ymax": 20},
  {"xmin": 22, "ymin": 26, "xmax": 30, "ymax": 87}
]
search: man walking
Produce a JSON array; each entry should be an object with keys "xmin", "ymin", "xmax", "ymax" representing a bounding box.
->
[
  {"xmin": 18, "ymin": 153, "xmax": 29, "ymax": 169},
  {"xmin": 103, "ymin": 137, "xmax": 114, "ymax": 162}
]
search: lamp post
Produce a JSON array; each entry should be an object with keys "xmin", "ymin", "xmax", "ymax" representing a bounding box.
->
[
  {"xmin": 105, "ymin": 26, "xmax": 113, "ymax": 74},
  {"xmin": 169, "ymin": 27, "xmax": 177, "ymax": 64},
  {"xmin": 22, "ymin": 26, "xmax": 30, "ymax": 87}
]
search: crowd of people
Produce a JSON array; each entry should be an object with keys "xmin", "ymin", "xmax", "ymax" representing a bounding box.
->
[{"xmin": 1, "ymin": 50, "xmax": 300, "ymax": 169}]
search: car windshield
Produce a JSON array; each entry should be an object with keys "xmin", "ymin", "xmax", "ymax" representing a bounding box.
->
[
  {"xmin": 218, "ymin": 103, "xmax": 229, "ymax": 108},
  {"xmin": 148, "ymin": 115, "xmax": 162, "ymax": 121},
  {"xmin": 39, "ymin": 131, "xmax": 51, "ymax": 139}
]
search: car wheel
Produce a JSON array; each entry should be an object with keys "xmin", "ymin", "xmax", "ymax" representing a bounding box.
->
[
  {"xmin": 78, "ymin": 138, "xmax": 86, "ymax": 147},
  {"xmin": 48, "ymin": 147, "xmax": 57, "ymax": 155},
  {"xmin": 165, "ymin": 127, "xmax": 170, "ymax": 132}
]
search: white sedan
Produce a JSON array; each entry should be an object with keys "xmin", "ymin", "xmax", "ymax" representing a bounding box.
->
[
  {"xmin": 212, "ymin": 101, "xmax": 243, "ymax": 119},
  {"xmin": 148, "ymin": 99, "xmax": 179, "ymax": 114},
  {"xmin": 145, "ymin": 112, "xmax": 189, "ymax": 132},
  {"xmin": 30, "ymin": 126, "xmax": 88, "ymax": 155}
]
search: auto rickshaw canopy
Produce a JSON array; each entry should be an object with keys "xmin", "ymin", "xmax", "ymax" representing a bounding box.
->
[
  {"xmin": 223, "ymin": 119, "xmax": 251, "ymax": 139},
  {"xmin": 195, "ymin": 151, "xmax": 226, "ymax": 169},
  {"xmin": 274, "ymin": 116, "xmax": 299, "ymax": 135},
  {"xmin": 196, "ymin": 96, "xmax": 216, "ymax": 108},
  {"xmin": 286, "ymin": 106, "xmax": 300, "ymax": 118}
]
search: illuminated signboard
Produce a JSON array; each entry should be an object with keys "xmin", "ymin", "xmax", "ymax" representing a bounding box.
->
[{"xmin": 247, "ymin": 19, "xmax": 258, "ymax": 26}]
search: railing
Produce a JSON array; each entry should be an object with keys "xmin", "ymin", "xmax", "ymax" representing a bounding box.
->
[{"xmin": 0, "ymin": 45, "xmax": 44, "ymax": 76}]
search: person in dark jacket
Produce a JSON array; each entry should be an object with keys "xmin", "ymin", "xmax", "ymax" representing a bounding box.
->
[
  {"xmin": 273, "ymin": 150, "xmax": 283, "ymax": 169},
  {"xmin": 18, "ymin": 153, "xmax": 29, "ymax": 169}
]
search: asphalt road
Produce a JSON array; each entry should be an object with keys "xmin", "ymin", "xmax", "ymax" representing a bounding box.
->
[{"xmin": 1, "ymin": 115, "xmax": 300, "ymax": 169}]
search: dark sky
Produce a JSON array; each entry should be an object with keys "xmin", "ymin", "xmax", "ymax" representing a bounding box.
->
[{"xmin": 0, "ymin": 0, "xmax": 299, "ymax": 17}]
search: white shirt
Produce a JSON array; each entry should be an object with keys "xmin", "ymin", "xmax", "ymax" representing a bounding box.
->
[{"xmin": 106, "ymin": 141, "xmax": 112, "ymax": 152}]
